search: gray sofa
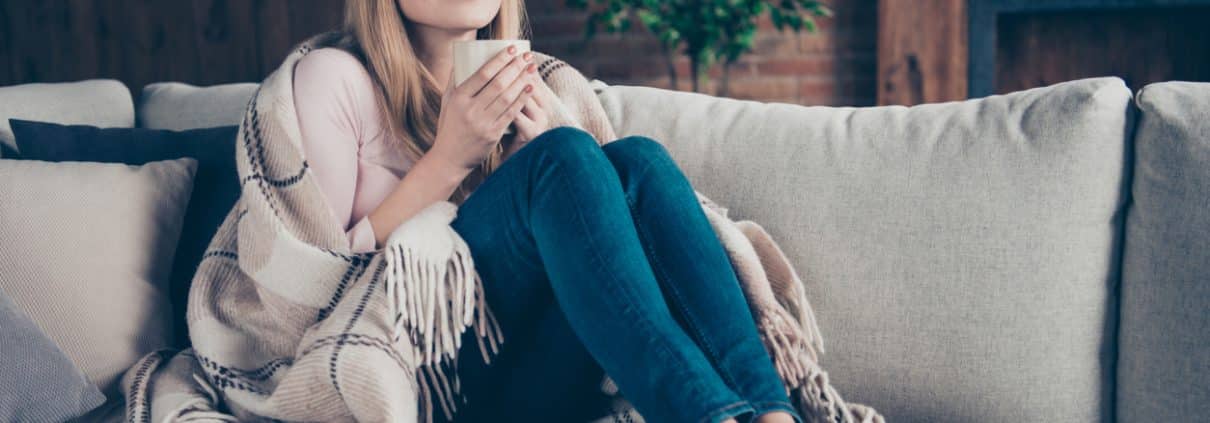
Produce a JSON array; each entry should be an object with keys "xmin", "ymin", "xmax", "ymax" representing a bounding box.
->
[{"xmin": 0, "ymin": 76, "xmax": 1206, "ymax": 422}]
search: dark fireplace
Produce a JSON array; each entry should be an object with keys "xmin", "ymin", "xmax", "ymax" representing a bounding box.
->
[{"xmin": 968, "ymin": 0, "xmax": 1210, "ymax": 97}]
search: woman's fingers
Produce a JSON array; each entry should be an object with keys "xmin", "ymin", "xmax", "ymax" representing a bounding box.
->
[
  {"xmin": 529, "ymin": 78, "xmax": 552, "ymax": 109},
  {"xmin": 485, "ymin": 65, "xmax": 536, "ymax": 118},
  {"xmin": 483, "ymin": 60, "xmax": 536, "ymax": 113},
  {"xmin": 493, "ymin": 84, "xmax": 534, "ymax": 129},
  {"xmin": 513, "ymin": 113, "xmax": 537, "ymax": 137},
  {"xmin": 475, "ymin": 52, "xmax": 533, "ymax": 102},
  {"xmin": 458, "ymin": 46, "xmax": 521, "ymax": 96},
  {"xmin": 508, "ymin": 113, "xmax": 539, "ymax": 155},
  {"xmin": 514, "ymin": 112, "xmax": 537, "ymax": 131},
  {"xmin": 521, "ymin": 96, "xmax": 542, "ymax": 121}
]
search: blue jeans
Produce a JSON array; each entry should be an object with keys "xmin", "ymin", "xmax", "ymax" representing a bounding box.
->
[{"xmin": 440, "ymin": 127, "xmax": 800, "ymax": 423}]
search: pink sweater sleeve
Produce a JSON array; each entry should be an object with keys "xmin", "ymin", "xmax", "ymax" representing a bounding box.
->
[{"xmin": 293, "ymin": 48, "xmax": 380, "ymax": 253}]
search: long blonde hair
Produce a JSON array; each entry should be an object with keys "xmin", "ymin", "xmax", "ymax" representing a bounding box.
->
[{"xmin": 341, "ymin": 0, "xmax": 529, "ymax": 204}]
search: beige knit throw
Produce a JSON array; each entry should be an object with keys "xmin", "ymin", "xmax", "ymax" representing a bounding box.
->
[{"xmin": 120, "ymin": 32, "xmax": 882, "ymax": 423}]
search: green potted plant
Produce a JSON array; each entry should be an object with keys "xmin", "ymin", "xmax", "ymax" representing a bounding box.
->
[{"xmin": 567, "ymin": 0, "xmax": 831, "ymax": 94}]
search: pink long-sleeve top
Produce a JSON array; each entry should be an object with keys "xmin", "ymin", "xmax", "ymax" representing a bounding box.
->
[{"xmin": 293, "ymin": 48, "xmax": 415, "ymax": 253}]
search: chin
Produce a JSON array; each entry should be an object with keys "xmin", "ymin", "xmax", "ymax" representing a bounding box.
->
[{"xmin": 400, "ymin": 0, "xmax": 501, "ymax": 33}]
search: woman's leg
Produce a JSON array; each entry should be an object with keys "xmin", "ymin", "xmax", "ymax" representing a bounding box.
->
[
  {"xmin": 600, "ymin": 136, "xmax": 801, "ymax": 422},
  {"xmin": 445, "ymin": 127, "xmax": 753, "ymax": 423}
]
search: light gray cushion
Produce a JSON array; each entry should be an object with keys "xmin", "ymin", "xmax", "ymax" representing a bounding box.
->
[
  {"xmin": 139, "ymin": 82, "xmax": 259, "ymax": 130},
  {"xmin": 597, "ymin": 77, "xmax": 1133, "ymax": 422},
  {"xmin": 0, "ymin": 80, "xmax": 134, "ymax": 157},
  {"xmin": 0, "ymin": 158, "xmax": 197, "ymax": 399},
  {"xmin": 0, "ymin": 287, "xmax": 106, "ymax": 421},
  {"xmin": 1118, "ymin": 81, "xmax": 1210, "ymax": 421}
]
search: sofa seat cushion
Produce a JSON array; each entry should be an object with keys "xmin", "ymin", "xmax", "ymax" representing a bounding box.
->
[
  {"xmin": 0, "ymin": 80, "xmax": 134, "ymax": 157},
  {"xmin": 1118, "ymin": 81, "xmax": 1210, "ymax": 421},
  {"xmin": 597, "ymin": 77, "xmax": 1133, "ymax": 422}
]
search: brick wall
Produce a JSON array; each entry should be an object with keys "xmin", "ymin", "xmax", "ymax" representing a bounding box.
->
[{"xmin": 527, "ymin": 0, "xmax": 877, "ymax": 106}]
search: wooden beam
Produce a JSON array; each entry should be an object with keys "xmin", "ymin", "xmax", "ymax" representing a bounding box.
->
[{"xmin": 876, "ymin": 0, "xmax": 968, "ymax": 105}]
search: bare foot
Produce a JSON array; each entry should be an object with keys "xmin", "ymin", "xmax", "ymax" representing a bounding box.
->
[{"xmin": 754, "ymin": 411, "xmax": 797, "ymax": 423}]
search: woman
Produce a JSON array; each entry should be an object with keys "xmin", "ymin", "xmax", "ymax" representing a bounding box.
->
[{"xmin": 291, "ymin": 1, "xmax": 800, "ymax": 422}]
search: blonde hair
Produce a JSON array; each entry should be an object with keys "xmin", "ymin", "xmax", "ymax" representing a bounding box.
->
[{"xmin": 341, "ymin": 0, "xmax": 529, "ymax": 204}]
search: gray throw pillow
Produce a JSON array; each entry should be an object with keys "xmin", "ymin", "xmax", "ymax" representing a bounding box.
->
[
  {"xmin": 0, "ymin": 157, "xmax": 196, "ymax": 399},
  {"xmin": 0, "ymin": 286, "xmax": 106, "ymax": 421}
]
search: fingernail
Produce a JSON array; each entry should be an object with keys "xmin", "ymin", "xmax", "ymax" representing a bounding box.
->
[
  {"xmin": 523, "ymin": 52, "xmax": 533, "ymax": 61},
  {"xmin": 527, "ymin": 63, "xmax": 537, "ymax": 73},
  {"xmin": 507, "ymin": 45, "xmax": 517, "ymax": 54},
  {"xmin": 524, "ymin": 84, "xmax": 534, "ymax": 93}
]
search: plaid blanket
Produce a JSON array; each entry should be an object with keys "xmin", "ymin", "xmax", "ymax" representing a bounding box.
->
[{"xmin": 120, "ymin": 32, "xmax": 882, "ymax": 423}]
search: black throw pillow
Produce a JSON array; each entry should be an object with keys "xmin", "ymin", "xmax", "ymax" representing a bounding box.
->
[{"xmin": 10, "ymin": 118, "xmax": 239, "ymax": 348}]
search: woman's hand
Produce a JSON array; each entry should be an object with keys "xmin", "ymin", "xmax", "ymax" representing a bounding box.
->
[
  {"xmin": 426, "ymin": 46, "xmax": 538, "ymax": 174},
  {"xmin": 509, "ymin": 76, "xmax": 555, "ymax": 150}
]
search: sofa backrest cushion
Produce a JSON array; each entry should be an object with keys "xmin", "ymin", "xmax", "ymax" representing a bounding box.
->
[
  {"xmin": 139, "ymin": 82, "xmax": 259, "ymax": 130},
  {"xmin": 597, "ymin": 78, "xmax": 1133, "ymax": 422},
  {"xmin": 1118, "ymin": 81, "xmax": 1210, "ymax": 421},
  {"xmin": 0, "ymin": 80, "xmax": 134, "ymax": 157}
]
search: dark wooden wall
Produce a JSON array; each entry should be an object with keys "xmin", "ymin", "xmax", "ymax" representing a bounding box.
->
[
  {"xmin": 0, "ymin": 0, "xmax": 344, "ymax": 96},
  {"xmin": 878, "ymin": 2, "xmax": 1210, "ymax": 105},
  {"xmin": 0, "ymin": 0, "xmax": 880, "ymax": 106},
  {"xmin": 997, "ymin": 7, "xmax": 1210, "ymax": 94}
]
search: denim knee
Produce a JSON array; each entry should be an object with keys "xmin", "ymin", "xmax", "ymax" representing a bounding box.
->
[
  {"xmin": 521, "ymin": 126, "xmax": 607, "ymax": 165},
  {"xmin": 601, "ymin": 136, "xmax": 676, "ymax": 177}
]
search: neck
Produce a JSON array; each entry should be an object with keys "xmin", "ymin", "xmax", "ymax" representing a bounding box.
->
[{"xmin": 409, "ymin": 24, "xmax": 477, "ymax": 91}]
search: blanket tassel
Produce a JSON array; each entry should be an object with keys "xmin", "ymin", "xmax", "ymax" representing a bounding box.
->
[{"xmin": 383, "ymin": 223, "xmax": 505, "ymax": 423}]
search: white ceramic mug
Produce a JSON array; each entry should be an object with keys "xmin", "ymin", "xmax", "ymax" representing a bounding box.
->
[
  {"xmin": 452, "ymin": 39, "xmax": 532, "ymax": 87},
  {"xmin": 453, "ymin": 40, "xmax": 531, "ymax": 134}
]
